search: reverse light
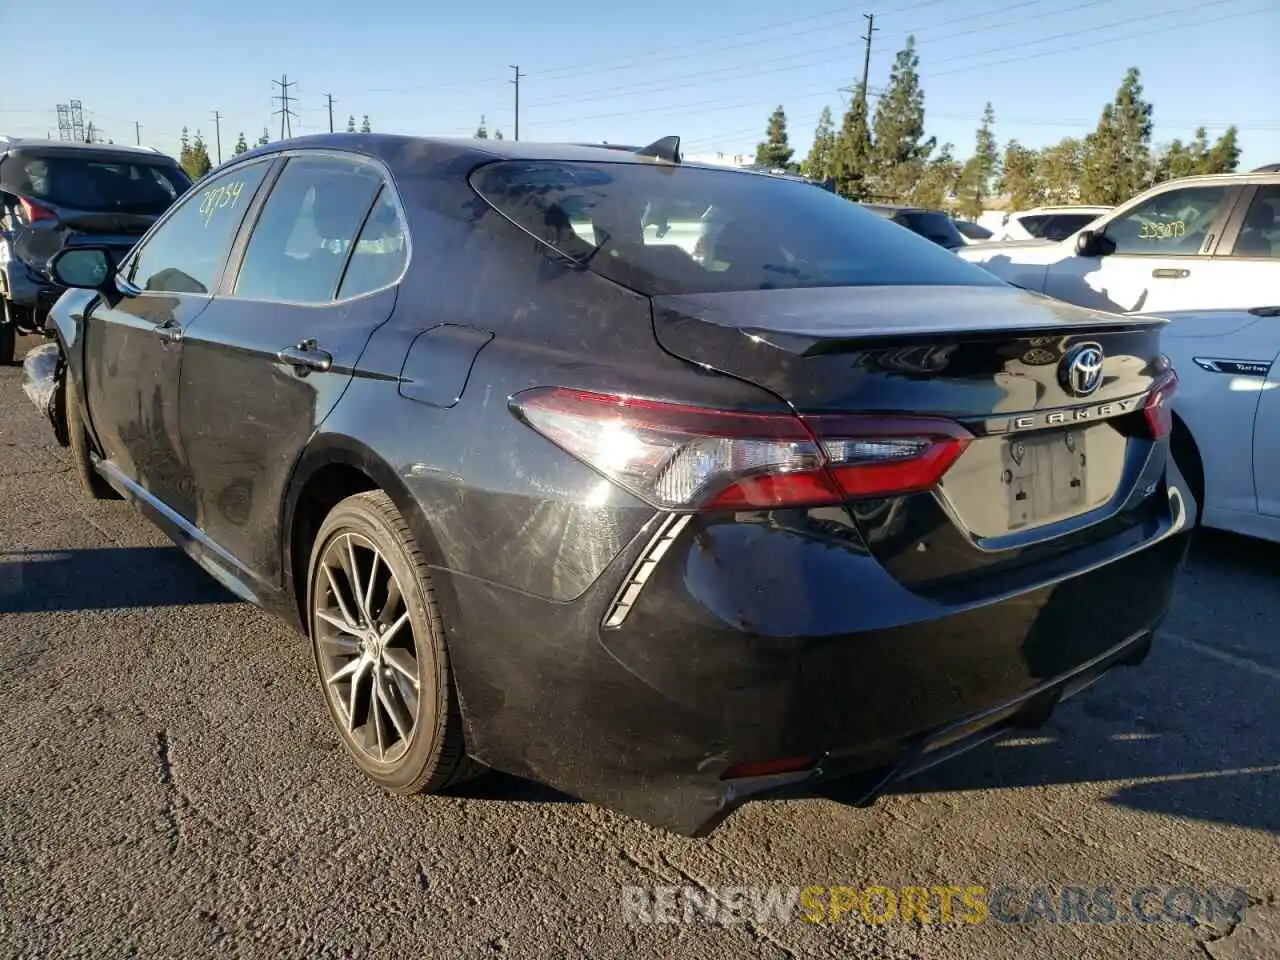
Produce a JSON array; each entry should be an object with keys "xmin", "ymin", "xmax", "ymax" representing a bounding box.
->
[
  {"xmin": 1143, "ymin": 367, "xmax": 1179, "ymax": 439},
  {"xmin": 510, "ymin": 387, "xmax": 972, "ymax": 511},
  {"xmin": 18, "ymin": 197, "xmax": 57, "ymax": 224}
]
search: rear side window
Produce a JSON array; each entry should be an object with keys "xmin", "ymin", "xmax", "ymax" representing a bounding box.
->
[
  {"xmin": 470, "ymin": 160, "xmax": 1004, "ymax": 296},
  {"xmin": 0, "ymin": 151, "xmax": 190, "ymax": 214},
  {"xmin": 1019, "ymin": 213, "xmax": 1101, "ymax": 241},
  {"xmin": 233, "ymin": 155, "xmax": 383, "ymax": 304}
]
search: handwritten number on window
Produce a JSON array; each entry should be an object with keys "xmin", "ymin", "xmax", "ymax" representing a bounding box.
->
[
  {"xmin": 1138, "ymin": 220, "xmax": 1186, "ymax": 241},
  {"xmin": 199, "ymin": 180, "xmax": 246, "ymax": 227}
]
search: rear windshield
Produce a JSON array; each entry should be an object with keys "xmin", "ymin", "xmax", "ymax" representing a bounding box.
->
[
  {"xmin": 0, "ymin": 151, "xmax": 190, "ymax": 215},
  {"xmin": 470, "ymin": 160, "xmax": 1004, "ymax": 296},
  {"xmin": 896, "ymin": 211, "xmax": 967, "ymax": 248}
]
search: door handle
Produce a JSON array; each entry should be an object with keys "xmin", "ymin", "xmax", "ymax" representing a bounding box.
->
[
  {"xmin": 1152, "ymin": 268, "xmax": 1190, "ymax": 279},
  {"xmin": 154, "ymin": 322, "xmax": 182, "ymax": 344},
  {"xmin": 277, "ymin": 338, "xmax": 333, "ymax": 375}
]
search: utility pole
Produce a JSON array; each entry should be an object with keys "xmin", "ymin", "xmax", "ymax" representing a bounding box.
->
[
  {"xmin": 325, "ymin": 93, "xmax": 336, "ymax": 133},
  {"xmin": 212, "ymin": 110, "xmax": 223, "ymax": 164},
  {"xmin": 859, "ymin": 13, "xmax": 877, "ymax": 107},
  {"xmin": 272, "ymin": 74, "xmax": 298, "ymax": 140},
  {"xmin": 135, "ymin": 121, "xmax": 142, "ymax": 146},
  {"xmin": 509, "ymin": 64, "xmax": 526, "ymax": 141}
]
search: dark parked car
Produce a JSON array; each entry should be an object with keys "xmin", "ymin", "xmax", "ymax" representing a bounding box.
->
[
  {"xmin": 862, "ymin": 202, "xmax": 969, "ymax": 249},
  {"xmin": 0, "ymin": 136, "xmax": 190, "ymax": 362},
  {"xmin": 25, "ymin": 133, "xmax": 1195, "ymax": 836}
]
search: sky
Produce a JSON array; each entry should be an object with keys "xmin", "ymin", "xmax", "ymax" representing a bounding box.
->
[{"xmin": 1, "ymin": 0, "xmax": 1277, "ymax": 170}]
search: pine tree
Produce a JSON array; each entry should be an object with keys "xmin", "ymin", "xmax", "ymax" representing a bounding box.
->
[
  {"xmin": 1079, "ymin": 68, "xmax": 1153, "ymax": 205},
  {"xmin": 178, "ymin": 127, "xmax": 192, "ymax": 173},
  {"xmin": 360, "ymin": 115, "xmax": 372, "ymax": 134},
  {"xmin": 475, "ymin": 115, "xmax": 489, "ymax": 139},
  {"xmin": 830, "ymin": 84, "xmax": 873, "ymax": 200},
  {"xmin": 803, "ymin": 106, "xmax": 836, "ymax": 181},
  {"xmin": 754, "ymin": 105, "xmax": 794, "ymax": 170},
  {"xmin": 185, "ymin": 131, "xmax": 213, "ymax": 179},
  {"xmin": 1038, "ymin": 137, "xmax": 1083, "ymax": 205},
  {"xmin": 1201, "ymin": 126, "xmax": 1240, "ymax": 174},
  {"xmin": 1152, "ymin": 140, "xmax": 1197, "ymax": 184},
  {"xmin": 956, "ymin": 103, "xmax": 999, "ymax": 219},
  {"xmin": 346, "ymin": 115, "xmax": 356, "ymax": 133},
  {"xmin": 494, "ymin": 129, "xmax": 504, "ymax": 140},
  {"xmin": 233, "ymin": 132, "xmax": 249, "ymax": 155},
  {"xmin": 256, "ymin": 128, "xmax": 270, "ymax": 147},
  {"xmin": 870, "ymin": 37, "xmax": 935, "ymax": 201},
  {"xmin": 912, "ymin": 143, "xmax": 960, "ymax": 210},
  {"xmin": 998, "ymin": 141, "xmax": 1044, "ymax": 210}
]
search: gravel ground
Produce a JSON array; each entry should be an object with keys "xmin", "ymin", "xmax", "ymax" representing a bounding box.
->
[{"xmin": 1, "ymin": 338, "xmax": 1276, "ymax": 959}]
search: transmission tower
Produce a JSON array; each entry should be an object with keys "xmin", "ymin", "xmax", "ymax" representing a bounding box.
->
[
  {"xmin": 70, "ymin": 100, "xmax": 86, "ymax": 142},
  {"xmin": 56, "ymin": 104, "xmax": 71, "ymax": 140},
  {"xmin": 272, "ymin": 75, "xmax": 298, "ymax": 140}
]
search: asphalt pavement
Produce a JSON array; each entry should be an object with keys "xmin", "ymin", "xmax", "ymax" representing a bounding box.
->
[{"xmin": 1, "ymin": 338, "xmax": 1277, "ymax": 960}]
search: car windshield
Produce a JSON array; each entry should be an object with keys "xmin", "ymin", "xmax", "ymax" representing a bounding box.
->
[
  {"xmin": 470, "ymin": 160, "xmax": 1004, "ymax": 296},
  {"xmin": 0, "ymin": 152, "xmax": 190, "ymax": 215}
]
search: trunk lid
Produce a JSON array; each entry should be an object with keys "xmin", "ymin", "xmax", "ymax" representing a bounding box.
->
[{"xmin": 651, "ymin": 284, "xmax": 1172, "ymax": 590}]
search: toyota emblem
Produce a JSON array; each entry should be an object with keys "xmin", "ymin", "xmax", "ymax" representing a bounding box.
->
[{"xmin": 1061, "ymin": 343, "xmax": 1105, "ymax": 397}]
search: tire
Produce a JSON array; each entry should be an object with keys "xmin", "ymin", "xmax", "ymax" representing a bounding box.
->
[
  {"xmin": 307, "ymin": 490, "xmax": 481, "ymax": 794},
  {"xmin": 1170, "ymin": 417, "xmax": 1204, "ymax": 526},
  {"xmin": 64, "ymin": 373, "xmax": 121, "ymax": 500},
  {"xmin": 0, "ymin": 316, "xmax": 14, "ymax": 365}
]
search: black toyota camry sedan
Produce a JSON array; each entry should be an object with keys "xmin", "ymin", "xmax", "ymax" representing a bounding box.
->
[{"xmin": 23, "ymin": 133, "xmax": 1194, "ymax": 836}]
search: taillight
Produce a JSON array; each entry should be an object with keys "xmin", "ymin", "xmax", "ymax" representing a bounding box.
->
[
  {"xmin": 510, "ymin": 387, "xmax": 972, "ymax": 511},
  {"xmin": 18, "ymin": 197, "xmax": 57, "ymax": 224},
  {"xmin": 1143, "ymin": 367, "xmax": 1179, "ymax": 439}
]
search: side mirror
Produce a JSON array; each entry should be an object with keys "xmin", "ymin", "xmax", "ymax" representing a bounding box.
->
[
  {"xmin": 1075, "ymin": 229, "xmax": 1114, "ymax": 257},
  {"xmin": 50, "ymin": 247, "xmax": 116, "ymax": 290},
  {"xmin": 49, "ymin": 246, "xmax": 136, "ymax": 305}
]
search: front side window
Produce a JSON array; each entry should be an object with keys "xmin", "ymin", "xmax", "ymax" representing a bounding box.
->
[
  {"xmin": 1100, "ymin": 186, "xmax": 1231, "ymax": 256},
  {"xmin": 471, "ymin": 161, "xmax": 1005, "ymax": 296},
  {"xmin": 126, "ymin": 160, "xmax": 270, "ymax": 295},
  {"xmin": 233, "ymin": 155, "xmax": 383, "ymax": 304},
  {"xmin": 1228, "ymin": 185, "xmax": 1280, "ymax": 259}
]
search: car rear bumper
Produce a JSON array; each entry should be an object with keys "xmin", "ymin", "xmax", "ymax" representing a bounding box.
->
[{"xmin": 441, "ymin": 487, "xmax": 1193, "ymax": 836}]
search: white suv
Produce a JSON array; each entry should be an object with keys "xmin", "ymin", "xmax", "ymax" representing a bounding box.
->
[
  {"xmin": 959, "ymin": 169, "xmax": 1280, "ymax": 314},
  {"xmin": 993, "ymin": 205, "xmax": 1112, "ymax": 242}
]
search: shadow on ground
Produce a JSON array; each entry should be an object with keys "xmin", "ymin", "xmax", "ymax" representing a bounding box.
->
[{"xmin": 0, "ymin": 547, "xmax": 234, "ymax": 612}]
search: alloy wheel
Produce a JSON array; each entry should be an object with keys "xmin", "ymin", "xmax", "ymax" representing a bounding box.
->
[{"xmin": 313, "ymin": 532, "xmax": 420, "ymax": 764}]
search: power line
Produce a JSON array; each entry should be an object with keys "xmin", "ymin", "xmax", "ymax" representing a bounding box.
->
[
  {"xmin": 527, "ymin": 1, "xmax": 1270, "ymax": 131},
  {"xmin": 272, "ymin": 74, "xmax": 298, "ymax": 140}
]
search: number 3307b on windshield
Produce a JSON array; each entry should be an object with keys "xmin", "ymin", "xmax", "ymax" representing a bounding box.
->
[{"xmin": 199, "ymin": 181, "xmax": 245, "ymax": 226}]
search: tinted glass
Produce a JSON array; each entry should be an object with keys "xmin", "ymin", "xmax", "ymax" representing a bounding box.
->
[
  {"xmin": 1101, "ymin": 186, "xmax": 1230, "ymax": 256},
  {"xmin": 1, "ymin": 151, "xmax": 190, "ymax": 214},
  {"xmin": 1229, "ymin": 185, "xmax": 1280, "ymax": 258},
  {"xmin": 471, "ymin": 161, "xmax": 1004, "ymax": 296},
  {"xmin": 338, "ymin": 186, "xmax": 409, "ymax": 298},
  {"xmin": 234, "ymin": 156, "xmax": 382, "ymax": 303},
  {"xmin": 955, "ymin": 221, "xmax": 992, "ymax": 240},
  {"xmin": 127, "ymin": 160, "xmax": 269, "ymax": 295},
  {"xmin": 1019, "ymin": 213, "xmax": 1102, "ymax": 241},
  {"xmin": 898, "ymin": 212, "xmax": 966, "ymax": 248}
]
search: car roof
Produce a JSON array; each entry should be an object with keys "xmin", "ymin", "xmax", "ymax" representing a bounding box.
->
[
  {"xmin": 223, "ymin": 132, "xmax": 775, "ymax": 174},
  {"xmin": 0, "ymin": 135, "xmax": 171, "ymax": 161},
  {"xmin": 1015, "ymin": 205, "xmax": 1111, "ymax": 215},
  {"xmin": 860, "ymin": 202, "xmax": 946, "ymax": 215}
]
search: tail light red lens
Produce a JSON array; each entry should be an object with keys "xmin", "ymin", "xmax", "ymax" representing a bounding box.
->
[
  {"xmin": 1143, "ymin": 367, "xmax": 1179, "ymax": 439},
  {"xmin": 510, "ymin": 387, "xmax": 972, "ymax": 511},
  {"xmin": 17, "ymin": 197, "xmax": 57, "ymax": 224}
]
